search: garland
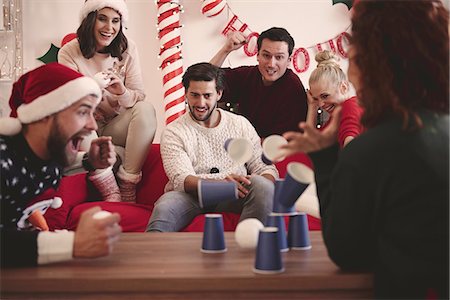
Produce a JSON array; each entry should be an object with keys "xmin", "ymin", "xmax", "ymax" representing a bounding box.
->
[
  {"xmin": 201, "ymin": 0, "xmax": 351, "ymax": 74},
  {"xmin": 156, "ymin": 0, "xmax": 352, "ymax": 124}
]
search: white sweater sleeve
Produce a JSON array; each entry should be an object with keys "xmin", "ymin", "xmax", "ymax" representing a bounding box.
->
[
  {"xmin": 115, "ymin": 40, "xmax": 145, "ymax": 108},
  {"xmin": 37, "ymin": 230, "xmax": 74, "ymax": 265},
  {"xmin": 161, "ymin": 126, "xmax": 197, "ymax": 192}
]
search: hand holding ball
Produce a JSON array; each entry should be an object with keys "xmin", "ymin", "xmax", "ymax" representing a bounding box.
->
[{"xmin": 234, "ymin": 218, "xmax": 264, "ymax": 249}]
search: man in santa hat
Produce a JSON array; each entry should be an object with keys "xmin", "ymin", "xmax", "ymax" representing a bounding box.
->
[{"xmin": 0, "ymin": 62, "xmax": 122, "ymax": 267}]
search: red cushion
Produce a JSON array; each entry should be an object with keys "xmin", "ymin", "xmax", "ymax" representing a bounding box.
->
[
  {"xmin": 66, "ymin": 202, "xmax": 152, "ymax": 232},
  {"xmin": 136, "ymin": 144, "xmax": 167, "ymax": 209},
  {"xmin": 274, "ymin": 152, "xmax": 313, "ymax": 178},
  {"xmin": 43, "ymin": 173, "xmax": 93, "ymax": 230}
]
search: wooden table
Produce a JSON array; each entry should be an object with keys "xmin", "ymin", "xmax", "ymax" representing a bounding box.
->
[{"xmin": 1, "ymin": 232, "xmax": 373, "ymax": 299}]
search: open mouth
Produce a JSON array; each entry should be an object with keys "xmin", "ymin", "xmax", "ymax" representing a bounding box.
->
[
  {"xmin": 195, "ymin": 107, "xmax": 207, "ymax": 114},
  {"xmin": 69, "ymin": 135, "xmax": 85, "ymax": 152},
  {"xmin": 100, "ymin": 31, "xmax": 113, "ymax": 38},
  {"xmin": 266, "ymin": 69, "xmax": 277, "ymax": 76},
  {"xmin": 323, "ymin": 104, "xmax": 335, "ymax": 113}
]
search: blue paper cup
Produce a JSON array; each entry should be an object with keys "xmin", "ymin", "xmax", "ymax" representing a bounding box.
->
[
  {"xmin": 261, "ymin": 135, "xmax": 288, "ymax": 165},
  {"xmin": 264, "ymin": 213, "xmax": 289, "ymax": 252},
  {"xmin": 253, "ymin": 227, "xmax": 285, "ymax": 274},
  {"xmin": 224, "ymin": 138, "xmax": 253, "ymax": 164},
  {"xmin": 201, "ymin": 214, "xmax": 227, "ymax": 253},
  {"xmin": 272, "ymin": 179, "xmax": 296, "ymax": 215},
  {"xmin": 278, "ymin": 162, "xmax": 314, "ymax": 207},
  {"xmin": 287, "ymin": 212, "xmax": 311, "ymax": 250},
  {"xmin": 198, "ymin": 180, "xmax": 238, "ymax": 208}
]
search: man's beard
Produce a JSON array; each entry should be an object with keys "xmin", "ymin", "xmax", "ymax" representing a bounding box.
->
[
  {"xmin": 188, "ymin": 102, "xmax": 217, "ymax": 122},
  {"xmin": 47, "ymin": 119, "xmax": 70, "ymax": 167}
]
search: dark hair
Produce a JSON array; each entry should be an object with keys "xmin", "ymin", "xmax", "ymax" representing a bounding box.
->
[
  {"xmin": 182, "ymin": 62, "xmax": 226, "ymax": 92},
  {"xmin": 257, "ymin": 27, "xmax": 295, "ymax": 56},
  {"xmin": 351, "ymin": 0, "xmax": 449, "ymax": 129},
  {"xmin": 76, "ymin": 10, "xmax": 128, "ymax": 60}
]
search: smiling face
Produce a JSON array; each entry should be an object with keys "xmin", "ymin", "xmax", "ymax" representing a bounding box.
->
[
  {"xmin": 93, "ymin": 7, "xmax": 121, "ymax": 52},
  {"xmin": 47, "ymin": 95, "xmax": 98, "ymax": 166},
  {"xmin": 186, "ymin": 80, "xmax": 222, "ymax": 128},
  {"xmin": 309, "ymin": 79, "xmax": 347, "ymax": 114},
  {"xmin": 256, "ymin": 39, "xmax": 291, "ymax": 86}
]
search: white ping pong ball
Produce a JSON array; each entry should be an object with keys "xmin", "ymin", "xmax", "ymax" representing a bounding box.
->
[
  {"xmin": 93, "ymin": 210, "xmax": 112, "ymax": 220},
  {"xmin": 234, "ymin": 218, "xmax": 264, "ymax": 249},
  {"xmin": 94, "ymin": 72, "xmax": 111, "ymax": 88}
]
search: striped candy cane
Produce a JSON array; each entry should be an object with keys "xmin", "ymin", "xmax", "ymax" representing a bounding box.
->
[{"xmin": 157, "ymin": 0, "xmax": 185, "ymax": 124}]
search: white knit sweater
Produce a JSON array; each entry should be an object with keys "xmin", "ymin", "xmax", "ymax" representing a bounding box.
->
[{"xmin": 161, "ymin": 109, "xmax": 279, "ymax": 192}]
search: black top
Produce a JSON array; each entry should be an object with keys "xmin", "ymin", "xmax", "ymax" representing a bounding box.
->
[
  {"xmin": 0, "ymin": 134, "xmax": 62, "ymax": 267},
  {"xmin": 222, "ymin": 66, "xmax": 308, "ymax": 138},
  {"xmin": 310, "ymin": 111, "xmax": 449, "ymax": 299}
]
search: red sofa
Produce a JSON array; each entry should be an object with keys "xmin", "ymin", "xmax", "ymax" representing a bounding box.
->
[{"xmin": 37, "ymin": 144, "xmax": 321, "ymax": 232}]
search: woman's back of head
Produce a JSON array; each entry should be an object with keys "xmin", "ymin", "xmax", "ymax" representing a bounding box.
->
[{"xmin": 350, "ymin": 0, "xmax": 449, "ymax": 129}]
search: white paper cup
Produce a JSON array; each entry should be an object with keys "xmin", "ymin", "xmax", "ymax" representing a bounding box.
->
[
  {"xmin": 224, "ymin": 138, "xmax": 253, "ymax": 164},
  {"xmin": 262, "ymin": 135, "xmax": 288, "ymax": 164}
]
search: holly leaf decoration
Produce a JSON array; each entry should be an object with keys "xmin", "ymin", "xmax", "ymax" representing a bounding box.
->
[
  {"xmin": 37, "ymin": 43, "xmax": 60, "ymax": 64},
  {"xmin": 332, "ymin": 0, "xmax": 353, "ymax": 10}
]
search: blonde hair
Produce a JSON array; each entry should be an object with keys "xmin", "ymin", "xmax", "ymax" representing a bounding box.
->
[{"xmin": 309, "ymin": 50, "xmax": 347, "ymax": 93}]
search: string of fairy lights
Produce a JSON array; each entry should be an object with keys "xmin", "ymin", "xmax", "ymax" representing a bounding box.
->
[{"xmin": 0, "ymin": 0, "xmax": 22, "ymax": 82}]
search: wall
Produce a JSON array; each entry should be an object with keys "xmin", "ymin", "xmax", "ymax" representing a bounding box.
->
[{"xmin": 1, "ymin": 0, "xmax": 352, "ymax": 142}]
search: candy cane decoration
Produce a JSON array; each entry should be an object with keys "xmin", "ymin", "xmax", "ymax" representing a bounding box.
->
[
  {"xmin": 201, "ymin": 0, "xmax": 227, "ymax": 17},
  {"xmin": 157, "ymin": 0, "xmax": 186, "ymax": 124}
]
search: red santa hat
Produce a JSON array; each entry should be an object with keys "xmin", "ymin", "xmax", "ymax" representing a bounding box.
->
[
  {"xmin": 0, "ymin": 62, "xmax": 101, "ymax": 136},
  {"xmin": 80, "ymin": 0, "xmax": 129, "ymax": 27}
]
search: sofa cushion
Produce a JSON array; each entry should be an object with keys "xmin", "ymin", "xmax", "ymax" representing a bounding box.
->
[
  {"xmin": 136, "ymin": 144, "xmax": 167, "ymax": 209},
  {"xmin": 43, "ymin": 173, "xmax": 93, "ymax": 230},
  {"xmin": 66, "ymin": 202, "xmax": 152, "ymax": 232}
]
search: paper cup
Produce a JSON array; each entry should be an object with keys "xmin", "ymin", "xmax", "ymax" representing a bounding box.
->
[
  {"xmin": 278, "ymin": 162, "xmax": 314, "ymax": 207},
  {"xmin": 201, "ymin": 214, "xmax": 227, "ymax": 253},
  {"xmin": 224, "ymin": 138, "xmax": 253, "ymax": 164},
  {"xmin": 287, "ymin": 212, "xmax": 311, "ymax": 250},
  {"xmin": 265, "ymin": 213, "xmax": 289, "ymax": 252},
  {"xmin": 272, "ymin": 179, "xmax": 296, "ymax": 215},
  {"xmin": 261, "ymin": 135, "xmax": 288, "ymax": 165},
  {"xmin": 198, "ymin": 180, "xmax": 238, "ymax": 208},
  {"xmin": 253, "ymin": 227, "xmax": 285, "ymax": 274}
]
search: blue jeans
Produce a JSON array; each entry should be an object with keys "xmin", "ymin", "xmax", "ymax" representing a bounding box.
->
[{"xmin": 146, "ymin": 175, "xmax": 274, "ymax": 232}]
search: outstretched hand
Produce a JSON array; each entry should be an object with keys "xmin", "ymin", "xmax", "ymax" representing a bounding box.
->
[
  {"xmin": 279, "ymin": 105, "xmax": 342, "ymax": 157},
  {"xmin": 88, "ymin": 136, "xmax": 116, "ymax": 170}
]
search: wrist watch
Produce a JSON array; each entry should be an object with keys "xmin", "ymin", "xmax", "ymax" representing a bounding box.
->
[{"xmin": 82, "ymin": 153, "xmax": 96, "ymax": 172}]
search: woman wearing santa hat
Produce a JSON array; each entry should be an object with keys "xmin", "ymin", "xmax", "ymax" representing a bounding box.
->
[{"xmin": 59, "ymin": 0, "xmax": 156, "ymax": 203}]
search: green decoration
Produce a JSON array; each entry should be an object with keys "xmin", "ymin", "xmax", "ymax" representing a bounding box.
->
[
  {"xmin": 37, "ymin": 43, "xmax": 60, "ymax": 64},
  {"xmin": 332, "ymin": 0, "xmax": 353, "ymax": 10}
]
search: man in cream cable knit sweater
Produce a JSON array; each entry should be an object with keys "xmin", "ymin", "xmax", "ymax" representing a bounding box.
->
[{"xmin": 146, "ymin": 63, "xmax": 278, "ymax": 232}]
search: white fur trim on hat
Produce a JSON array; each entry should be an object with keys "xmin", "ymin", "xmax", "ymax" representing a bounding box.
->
[
  {"xmin": 80, "ymin": 0, "xmax": 129, "ymax": 27},
  {"xmin": 16, "ymin": 76, "xmax": 101, "ymax": 125},
  {"xmin": 0, "ymin": 117, "xmax": 22, "ymax": 136}
]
